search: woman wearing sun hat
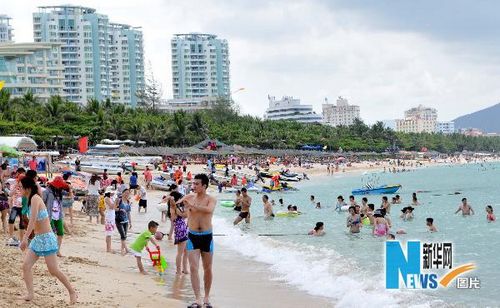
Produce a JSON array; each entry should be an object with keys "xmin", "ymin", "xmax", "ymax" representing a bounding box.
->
[{"xmin": 42, "ymin": 176, "xmax": 69, "ymax": 257}]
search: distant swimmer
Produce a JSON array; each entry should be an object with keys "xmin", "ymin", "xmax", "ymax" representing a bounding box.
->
[
  {"xmin": 372, "ymin": 209, "xmax": 389, "ymax": 237},
  {"xmin": 486, "ymin": 205, "xmax": 496, "ymax": 222},
  {"xmin": 308, "ymin": 222, "xmax": 325, "ymax": 236},
  {"xmin": 426, "ymin": 217, "xmax": 438, "ymax": 232},
  {"xmin": 262, "ymin": 195, "xmax": 274, "ymax": 219},
  {"xmin": 316, "ymin": 202, "xmax": 321, "ymax": 209},
  {"xmin": 346, "ymin": 206, "xmax": 361, "ymax": 233},
  {"xmin": 310, "ymin": 195, "xmax": 316, "ymax": 207},
  {"xmin": 233, "ymin": 187, "xmax": 251, "ymax": 225},
  {"xmin": 400, "ymin": 206, "xmax": 415, "ymax": 221},
  {"xmin": 411, "ymin": 193, "xmax": 420, "ymax": 206},
  {"xmin": 455, "ymin": 198, "xmax": 474, "ymax": 216},
  {"xmin": 335, "ymin": 195, "xmax": 346, "ymax": 212}
]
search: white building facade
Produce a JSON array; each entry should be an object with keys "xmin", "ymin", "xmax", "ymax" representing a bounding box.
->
[
  {"xmin": 322, "ymin": 96, "xmax": 361, "ymax": 126},
  {"xmin": 33, "ymin": 5, "xmax": 144, "ymax": 106},
  {"xmin": 0, "ymin": 43, "xmax": 64, "ymax": 101},
  {"xmin": 395, "ymin": 105, "xmax": 438, "ymax": 133},
  {"xmin": 171, "ymin": 33, "xmax": 230, "ymax": 99},
  {"xmin": 157, "ymin": 97, "xmax": 218, "ymax": 113},
  {"xmin": 0, "ymin": 15, "xmax": 14, "ymax": 43},
  {"xmin": 264, "ymin": 96, "xmax": 323, "ymax": 123},
  {"xmin": 436, "ymin": 121, "xmax": 455, "ymax": 134}
]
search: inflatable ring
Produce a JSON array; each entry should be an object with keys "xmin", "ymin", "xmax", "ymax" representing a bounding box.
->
[
  {"xmin": 275, "ymin": 211, "xmax": 300, "ymax": 217},
  {"xmin": 362, "ymin": 217, "xmax": 371, "ymax": 226},
  {"xmin": 220, "ymin": 200, "xmax": 235, "ymax": 207}
]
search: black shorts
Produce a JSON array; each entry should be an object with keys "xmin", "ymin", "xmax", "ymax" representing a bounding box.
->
[
  {"xmin": 8, "ymin": 207, "xmax": 27, "ymax": 229},
  {"xmin": 130, "ymin": 184, "xmax": 139, "ymax": 189},
  {"xmin": 139, "ymin": 199, "xmax": 147, "ymax": 208},
  {"xmin": 187, "ymin": 231, "xmax": 213, "ymax": 253},
  {"xmin": 234, "ymin": 206, "xmax": 242, "ymax": 212},
  {"xmin": 239, "ymin": 211, "xmax": 249, "ymax": 219}
]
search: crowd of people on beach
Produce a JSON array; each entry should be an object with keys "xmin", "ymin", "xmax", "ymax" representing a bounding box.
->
[{"xmin": 1, "ymin": 153, "xmax": 498, "ymax": 307}]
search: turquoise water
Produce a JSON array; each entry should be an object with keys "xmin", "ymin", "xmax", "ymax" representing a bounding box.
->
[{"xmin": 213, "ymin": 163, "xmax": 500, "ymax": 307}]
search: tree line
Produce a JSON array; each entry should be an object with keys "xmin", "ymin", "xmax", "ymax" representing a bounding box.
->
[{"xmin": 0, "ymin": 90, "xmax": 499, "ymax": 153}]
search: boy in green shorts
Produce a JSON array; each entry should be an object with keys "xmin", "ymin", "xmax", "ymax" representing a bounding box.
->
[{"xmin": 130, "ymin": 220, "xmax": 161, "ymax": 274}]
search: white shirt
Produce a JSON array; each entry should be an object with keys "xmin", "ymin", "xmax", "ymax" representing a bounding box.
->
[{"xmin": 88, "ymin": 181, "xmax": 100, "ymax": 195}]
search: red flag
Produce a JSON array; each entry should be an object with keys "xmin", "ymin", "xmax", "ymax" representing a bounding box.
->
[{"xmin": 78, "ymin": 136, "xmax": 88, "ymax": 153}]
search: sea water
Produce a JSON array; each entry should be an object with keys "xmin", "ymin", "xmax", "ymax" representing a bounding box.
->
[{"xmin": 213, "ymin": 163, "xmax": 500, "ymax": 307}]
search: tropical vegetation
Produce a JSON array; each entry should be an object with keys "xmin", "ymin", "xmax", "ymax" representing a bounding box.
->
[{"xmin": 1, "ymin": 90, "xmax": 500, "ymax": 153}]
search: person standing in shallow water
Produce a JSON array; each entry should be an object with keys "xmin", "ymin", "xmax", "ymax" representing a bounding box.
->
[{"xmin": 233, "ymin": 187, "xmax": 251, "ymax": 225}]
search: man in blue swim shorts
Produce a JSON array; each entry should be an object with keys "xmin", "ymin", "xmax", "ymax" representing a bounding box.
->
[{"xmin": 180, "ymin": 174, "xmax": 216, "ymax": 308}]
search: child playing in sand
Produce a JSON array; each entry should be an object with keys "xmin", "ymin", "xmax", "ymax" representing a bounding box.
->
[
  {"xmin": 129, "ymin": 220, "xmax": 161, "ymax": 274},
  {"xmin": 486, "ymin": 205, "xmax": 496, "ymax": 222},
  {"xmin": 426, "ymin": 217, "xmax": 438, "ymax": 232}
]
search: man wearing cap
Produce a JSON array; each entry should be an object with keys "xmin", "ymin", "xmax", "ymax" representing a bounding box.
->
[{"xmin": 43, "ymin": 176, "xmax": 70, "ymax": 256}]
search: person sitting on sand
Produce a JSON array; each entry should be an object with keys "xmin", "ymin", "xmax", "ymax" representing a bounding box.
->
[
  {"xmin": 19, "ymin": 177, "xmax": 77, "ymax": 304},
  {"xmin": 308, "ymin": 222, "xmax": 325, "ymax": 236},
  {"xmin": 347, "ymin": 206, "xmax": 361, "ymax": 233},
  {"xmin": 486, "ymin": 205, "xmax": 496, "ymax": 222},
  {"xmin": 400, "ymin": 206, "xmax": 415, "ymax": 221},
  {"xmin": 373, "ymin": 209, "xmax": 390, "ymax": 237},
  {"xmin": 129, "ymin": 220, "xmax": 161, "ymax": 274},
  {"xmin": 426, "ymin": 217, "xmax": 438, "ymax": 232},
  {"xmin": 455, "ymin": 198, "xmax": 474, "ymax": 216}
]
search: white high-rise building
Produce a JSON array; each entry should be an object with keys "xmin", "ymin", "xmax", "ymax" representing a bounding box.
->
[
  {"xmin": 395, "ymin": 105, "xmax": 438, "ymax": 133},
  {"xmin": 171, "ymin": 33, "xmax": 230, "ymax": 99},
  {"xmin": 322, "ymin": 96, "xmax": 361, "ymax": 126},
  {"xmin": 0, "ymin": 43, "xmax": 64, "ymax": 100},
  {"xmin": 0, "ymin": 15, "xmax": 13, "ymax": 43},
  {"xmin": 437, "ymin": 121, "xmax": 455, "ymax": 134},
  {"xmin": 264, "ymin": 95, "xmax": 323, "ymax": 123},
  {"xmin": 33, "ymin": 5, "xmax": 144, "ymax": 106}
]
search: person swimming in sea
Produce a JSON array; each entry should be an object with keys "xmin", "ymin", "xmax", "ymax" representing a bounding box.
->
[
  {"xmin": 335, "ymin": 195, "xmax": 346, "ymax": 212},
  {"xmin": 372, "ymin": 209, "xmax": 389, "ymax": 237},
  {"xmin": 308, "ymin": 222, "xmax": 325, "ymax": 236},
  {"xmin": 346, "ymin": 206, "xmax": 361, "ymax": 233},
  {"xmin": 455, "ymin": 198, "xmax": 474, "ymax": 216},
  {"xmin": 426, "ymin": 217, "xmax": 438, "ymax": 232},
  {"xmin": 400, "ymin": 206, "xmax": 415, "ymax": 221},
  {"xmin": 486, "ymin": 205, "xmax": 496, "ymax": 222}
]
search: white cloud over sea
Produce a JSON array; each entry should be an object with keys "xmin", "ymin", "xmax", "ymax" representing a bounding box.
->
[{"xmin": 4, "ymin": 0, "xmax": 500, "ymax": 122}]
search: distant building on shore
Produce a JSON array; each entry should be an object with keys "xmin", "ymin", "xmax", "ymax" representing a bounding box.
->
[
  {"xmin": 264, "ymin": 95, "xmax": 323, "ymax": 123},
  {"xmin": 436, "ymin": 121, "xmax": 455, "ymax": 134},
  {"xmin": 0, "ymin": 15, "xmax": 13, "ymax": 43},
  {"xmin": 0, "ymin": 43, "xmax": 64, "ymax": 101},
  {"xmin": 33, "ymin": 5, "xmax": 145, "ymax": 106},
  {"xmin": 395, "ymin": 105, "xmax": 437, "ymax": 133},
  {"xmin": 322, "ymin": 96, "xmax": 360, "ymax": 126},
  {"xmin": 171, "ymin": 33, "xmax": 230, "ymax": 100},
  {"xmin": 157, "ymin": 97, "xmax": 218, "ymax": 113},
  {"xmin": 460, "ymin": 128, "xmax": 483, "ymax": 137}
]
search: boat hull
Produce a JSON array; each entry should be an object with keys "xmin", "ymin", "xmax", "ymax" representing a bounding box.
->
[{"xmin": 352, "ymin": 185, "xmax": 402, "ymax": 195}]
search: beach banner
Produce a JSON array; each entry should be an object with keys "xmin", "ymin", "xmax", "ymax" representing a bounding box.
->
[{"xmin": 78, "ymin": 136, "xmax": 88, "ymax": 153}]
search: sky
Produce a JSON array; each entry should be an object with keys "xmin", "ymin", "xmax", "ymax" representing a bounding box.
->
[{"xmin": 3, "ymin": 0, "xmax": 500, "ymax": 123}]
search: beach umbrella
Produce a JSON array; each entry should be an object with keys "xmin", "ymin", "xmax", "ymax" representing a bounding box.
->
[{"xmin": 0, "ymin": 145, "xmax": 22, "ymax": 157}]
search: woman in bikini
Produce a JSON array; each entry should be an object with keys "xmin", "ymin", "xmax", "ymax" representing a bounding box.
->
[{"xmin": 19, "ymin": 177, "xmax": 77, "ymax": 304}]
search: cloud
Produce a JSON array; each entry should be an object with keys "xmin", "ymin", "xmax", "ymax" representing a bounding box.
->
[{"xmin": 3, "ymin": 0, "xmax": 500, "ymax": 123}]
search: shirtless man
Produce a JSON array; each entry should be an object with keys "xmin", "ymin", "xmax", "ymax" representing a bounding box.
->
[
  {"xmin": 262, "ymin": 194, "xmax": 274, "ymax": 219},
  {"xmin": 234, "ymin": 187, "xmax": 252, "ymax": 225},
  {"xmin": 381, "ymin": 196, "xmax": 392, "ymax": 227},
  {"xmin": 455, "ymin": 198, "xmax": 474, "ymax": 216},
  {"xmin": 179, "ymin": 174, "xmax": 216, "ymax": 308}
]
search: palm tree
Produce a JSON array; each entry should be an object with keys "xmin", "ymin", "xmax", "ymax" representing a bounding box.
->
[
  {"xmin": 0, "ymin": 89, "xmax": 12, "ymax": 116},
  {"xmin": 106, "ymin": 115, "xmax": 125, "ymax": 139},
  {"xmin": 171, "ymin": 111, "xmax": 187, "ymax": 146},
  {"xmin": 86, "ymin": 98, "xmax": 100, "ymax": 115},
  {"xmin": 21, "ymin": 91, "xmax": 40, "ymax": 109},
  {"xmin": 127, "ymin": 121, "xmax": 144, "ymax": 145},
  {"xmin": 45, "ymin": 95, "xmax": 64, "ymax": 120},
  {"xmin": 190, "ymin": 112, "xmax": 208, "ymax": 139}
]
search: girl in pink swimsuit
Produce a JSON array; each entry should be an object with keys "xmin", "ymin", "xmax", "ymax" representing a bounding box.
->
[{"xmin": 373, "ymin": 209, "xmax": 389, "ymax": 236}]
